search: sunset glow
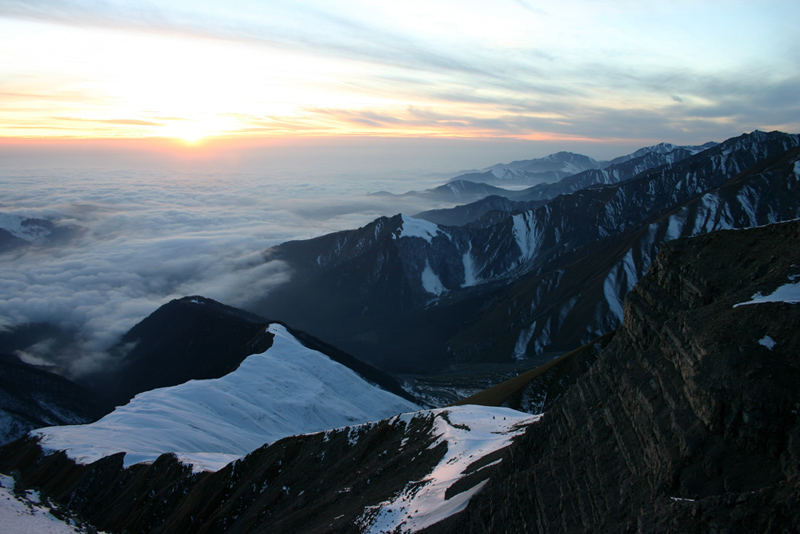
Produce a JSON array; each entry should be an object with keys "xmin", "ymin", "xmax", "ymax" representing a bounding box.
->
[{"xmin": 1, "ymin": 1, "xmax": 798, "ymax": 148}]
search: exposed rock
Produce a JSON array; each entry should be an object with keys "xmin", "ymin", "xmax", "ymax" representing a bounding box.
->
[
  {"xmin": 441, "ymin": 220, "xmax": 800, "ymax": 532},
  {"xmin": 0, "ymin": 411, "xmax": 461, "ymax": 533}
]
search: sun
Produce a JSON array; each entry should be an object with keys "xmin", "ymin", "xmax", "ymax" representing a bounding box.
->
[
  {"xmin": 162, "ymin": 116, "xmax": 239, "ymax": 145},
  {"xmin": 165, "ymin": 123, "xmax": 213, "ymax": 145}
]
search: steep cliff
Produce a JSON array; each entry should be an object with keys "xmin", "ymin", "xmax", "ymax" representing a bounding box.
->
[{"xmin": 440, "ymin": 220, "xmax": 800, "ymax": 532}]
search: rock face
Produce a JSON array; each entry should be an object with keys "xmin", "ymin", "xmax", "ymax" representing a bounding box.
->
[{"xmin": 442, "ymin": 220, "xmax": 800, "ymax": 532}]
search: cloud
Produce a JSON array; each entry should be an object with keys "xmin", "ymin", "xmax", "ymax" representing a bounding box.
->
[
  {"xmin": 51, "ymin": 116, "xmax": 164, "ymax": 126},
  {"xmin": 0, "ymin": 158, "xmax": 482, "ymax": 378}
]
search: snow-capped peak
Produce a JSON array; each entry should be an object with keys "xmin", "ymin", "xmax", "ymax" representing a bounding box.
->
[{"xmin": 32, "ymin": 324, "xmax": 419, "ymax": 472}]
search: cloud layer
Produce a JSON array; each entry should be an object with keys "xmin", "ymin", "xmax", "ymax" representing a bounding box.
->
[{"xmin": 0, "ymin": 155, "xmax": 480, "ymax": 377}]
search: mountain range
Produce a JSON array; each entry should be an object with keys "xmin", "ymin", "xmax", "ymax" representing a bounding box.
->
[
  {"xmin": 253, "ymin": 130, "xmax": 800, "ymax": 373},
  {"xmin": 2, "ymin": 217, "xmax": 798, "ymax": 532}
]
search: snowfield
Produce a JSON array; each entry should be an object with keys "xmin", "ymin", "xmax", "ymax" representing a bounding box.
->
[
  {"xmin": 395, "ymin": 214, "xmax": 449, "ymax": 243},
  {"xmin": 733, "ymin": 279, "xmax": 800, "ymax": 307},
  {"xmin": 33, "ymin": 324, "xmax": 419, "ymax": 472},
  {"xmin": 358, "ymin": 405, "xmax": 539, "ymax": 533}
]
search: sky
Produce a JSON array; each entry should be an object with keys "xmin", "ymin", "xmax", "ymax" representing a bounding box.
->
[
  {"xmin": 1, "ymin": 0, "xmax": 798, "ymax": 160},
  {"xmin": 1, "ymin": 0, "xmax": 799, "ymax": 377}
]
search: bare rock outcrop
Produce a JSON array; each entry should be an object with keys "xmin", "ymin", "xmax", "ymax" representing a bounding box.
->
[{"xmin": 441, "ymin": 220, "xmax": 800, "ymax": 532}]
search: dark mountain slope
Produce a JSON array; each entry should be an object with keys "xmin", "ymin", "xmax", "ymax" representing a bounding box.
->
[
  {"xmin": 438, "ymin": 220, "xmax": 800, "ymax": 533},
  {"xmin": 254, "ymin": 131, "xmax": 800, "ymax": 373},
  {"xmin": 0, "ymin": 353, "xmax": 107, "ymax": 444},
  {"xmin": 512, "ymin": 141, "xmax": 714, "ymax": 203},
  {"xmin": 447, "ymin": 140, "xmax": 800, "ymax": 361},
  {"xmin": 415, "ymin": 195, "xmax": 540, "ymax": 227}
]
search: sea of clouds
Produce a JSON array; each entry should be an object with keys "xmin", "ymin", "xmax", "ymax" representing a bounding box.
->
[{"xmin": 0, "ymin": 165, "xmax": 452, "ymax": 377}]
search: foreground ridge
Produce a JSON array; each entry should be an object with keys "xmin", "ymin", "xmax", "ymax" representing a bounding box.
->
[{"xmin": 438, "ymin": 220, "xmax": 800, "ymax": 532}]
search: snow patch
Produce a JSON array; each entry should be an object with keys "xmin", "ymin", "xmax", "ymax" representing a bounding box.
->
[
  {"xmin": 692, "ymin": 193, "xmax": 725, "ymax": 235},
  {"xmin": 33, "ymin": 324, "xmax": 419, "ymax": 471},
  {"xmin": 733, "ymin": 281, "xmax": 800, "ymax": 307},
  {"xmin": 421, "ymin": 260, "xmax": 446, "ymax": 296},
  {"xmin": 736, "ymin": 186, "xmax": 759, "ymax": 227},
  {"xmin": 512, "ymin": 211, "xmax": 544, "ymax": 262},
  {"xmin": 395, "ymin": 214, "xmax": 448, "ymax": 243},
  {"xmin": 531, "ymin": 317, "xmax": 552, "ymax": 354},
  {"xmin": 359, "ymin": 406, "xmax": 539, "ymax": 534},
  {"xmin": 758, "ymin": 335, "xmax": 776, "ymax": 350},
  {"xmin": 602, "ymin": 249, "xmax": 638, "ymax": 323},
  {"xmin": 461, "ymin": 243, "xmax": 479, "ymax": 287}
]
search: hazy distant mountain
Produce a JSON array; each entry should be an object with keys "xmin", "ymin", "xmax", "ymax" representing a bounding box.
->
[
  {"xmin": 370, "ymin": 179, "xmax": 516, "ymax": 205},
  {"xmin": 452, "ymin": 151, "xmax": 603, "ymax": 186},
  {"xmin": 0, "ymin": 213, "xmax": 81, "ymax": 253},
  {"xmin": 415, "ymin": 141, "xmax": 719, "ymax": 226}
]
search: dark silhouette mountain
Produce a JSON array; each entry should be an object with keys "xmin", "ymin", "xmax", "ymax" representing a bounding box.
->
[
  {"xmin": 87, "ymin": 295, "xmax": 413, "ymax": 406},
  {"xmin": 89, "ymin": 296, "xmax": 273, "ymax": 406},
  {"xmin": 2, "ymin": 219, "xmax": 798, "ymax": 532},
  {"xmin": 414, "ymin": 195, "xmax": 543, "ymax": 227},
  {"xmin": 253, "ymin": 131, "xmax": 800, "ymax": 373}
]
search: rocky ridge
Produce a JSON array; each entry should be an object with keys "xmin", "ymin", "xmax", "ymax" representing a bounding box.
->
[{"xmin": 438, "ymin": 220, "xmax": 800, "ymax": 532}]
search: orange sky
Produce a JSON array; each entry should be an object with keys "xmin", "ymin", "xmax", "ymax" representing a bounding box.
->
[{"xmin": 1, "ymin": 1, "xmax": 798, "ymax": 148}]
